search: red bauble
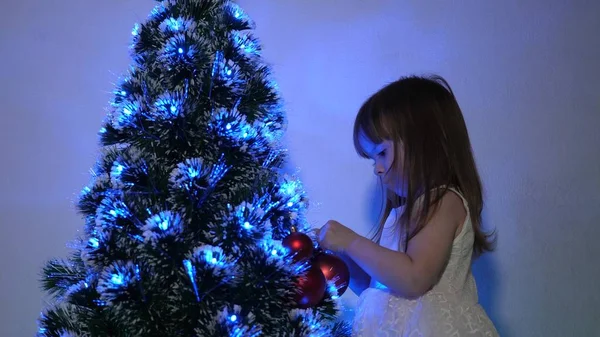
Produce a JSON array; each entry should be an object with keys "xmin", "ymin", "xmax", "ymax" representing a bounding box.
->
[
  {"xmin": 295, "ymin": 264, "xmax": 327, "ymax": 308},
  {"xmin": 282, "ymin": 232, "xmax": 314, "ymax": 262},
  {"xmin": 314, "ymin": 252, "xmax": 350, "ymax": 296}
]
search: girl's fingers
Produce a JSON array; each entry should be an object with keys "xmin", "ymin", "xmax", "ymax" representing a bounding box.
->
[{"xmin": 312, "ymin": 228, "xmax": 322, "ymax": 243}]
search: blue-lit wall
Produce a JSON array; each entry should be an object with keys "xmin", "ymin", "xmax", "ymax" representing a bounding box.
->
[{"xmin": 1, "ymin": 1, "xmax": 599, "ymax": 336}]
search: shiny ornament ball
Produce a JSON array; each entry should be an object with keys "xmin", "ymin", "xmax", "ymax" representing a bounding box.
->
[
  {"xmin": 281, "ymin": 232, "xmax": 314, "ymax": 262},
  {"xmin": 295, "ymin": 264, "xmax": 327, "ymax": 308},
  {"xmin": 314, "ymin": 252, "xmax": 350, "ymax": 296}
]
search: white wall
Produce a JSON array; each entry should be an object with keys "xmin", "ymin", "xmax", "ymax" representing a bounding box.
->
[{"xmin": 1, "ymin": 1, "xmax": 599, "ymax": 336}]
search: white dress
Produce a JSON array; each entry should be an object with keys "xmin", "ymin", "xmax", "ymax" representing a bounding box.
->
[{"xmin": 352, "ymin": 188, "xmax": 499, "ymax": 336}]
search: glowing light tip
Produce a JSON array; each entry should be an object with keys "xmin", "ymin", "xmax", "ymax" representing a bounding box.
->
[
  {"xmin": 158, "ymin": 220, "xmax": 169, "ymax": 231},
  {"xmin": 89, "ymin": 238, "xmax": 99, "ymax": 248},
  {"xmin": 110, "ymin": 274, "xmax": 123, "ymax": 285}
]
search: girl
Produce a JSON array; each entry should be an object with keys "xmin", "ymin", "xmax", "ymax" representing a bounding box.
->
[{"xmin": 316, "ymin": 75, "xmax": 499, "ymax": 336}]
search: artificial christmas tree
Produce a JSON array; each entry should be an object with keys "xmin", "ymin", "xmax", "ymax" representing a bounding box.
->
[{"xmin": 37, "ymin": 1, "xmax": 350, "ymax": 336}]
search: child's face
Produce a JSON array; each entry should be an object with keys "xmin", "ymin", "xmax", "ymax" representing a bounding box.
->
[{"xmin": 358, "ymin": 133, "xmax": 405, "ymax": 195}]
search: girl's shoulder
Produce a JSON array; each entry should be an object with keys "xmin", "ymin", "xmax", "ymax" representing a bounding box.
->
[{"xmin": 404, "ymin": 186, "xmax": 468, "ymax": 237}]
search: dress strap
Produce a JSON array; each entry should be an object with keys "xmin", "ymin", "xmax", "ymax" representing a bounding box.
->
[{"xmin": 446, "ymin": 186, "xmax": 470, "ymax": 213}]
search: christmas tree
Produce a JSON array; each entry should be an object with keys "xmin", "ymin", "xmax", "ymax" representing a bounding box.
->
[{"xmin": 37, "ymin": 1, "xmax": 351, "ymax": 336}]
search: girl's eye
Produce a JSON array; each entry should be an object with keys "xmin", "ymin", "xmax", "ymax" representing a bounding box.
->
[{"xmin": 377, "ymin": 150, "xmax": 386, "ymax": 157}]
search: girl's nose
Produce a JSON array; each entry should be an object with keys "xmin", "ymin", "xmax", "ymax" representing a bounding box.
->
[{"xmin": 374, "ymin": 165, "xmax": 384, "ymax": 176}]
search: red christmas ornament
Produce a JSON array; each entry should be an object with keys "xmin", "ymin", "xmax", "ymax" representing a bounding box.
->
[
  {"xmin": 281, "ymin": 231, "xmax": 314, "ymax": 262},
  {"xmin": 314, "ymin": 252, "xmax": 350, "ymax": 296},
  {"xmin": 295, "ymin": 264, "xmax": 327, "ymax": 308}
]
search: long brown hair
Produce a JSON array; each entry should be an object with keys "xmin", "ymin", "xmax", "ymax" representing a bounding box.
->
[{"xmin": 353, "ymin": 75, "xmax": 495, "ymax": 257}]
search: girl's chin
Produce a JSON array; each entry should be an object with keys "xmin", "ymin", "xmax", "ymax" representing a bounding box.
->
[{"xmin": 384, "ymin": 185, "xmax": 406, "ymax": 198}]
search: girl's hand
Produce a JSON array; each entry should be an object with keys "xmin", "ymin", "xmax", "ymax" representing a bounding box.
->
[{"xmin": 316, "ymin": 220, "xmax": 359, "ymax": 253}]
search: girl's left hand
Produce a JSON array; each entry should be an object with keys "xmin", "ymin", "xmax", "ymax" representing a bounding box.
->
[{"xmin": 316, "ymin": 220, "xmax": 359, "ymax": 253}]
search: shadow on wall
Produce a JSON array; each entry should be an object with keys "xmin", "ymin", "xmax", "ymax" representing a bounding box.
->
[{"xmin": 473, "ymin": 208, "xmax": 509, "ymax": 336}]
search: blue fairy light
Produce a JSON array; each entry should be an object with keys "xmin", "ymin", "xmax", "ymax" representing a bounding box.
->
[
  {"xmin": 201, "ymin": 247, "xmax": 223, "ymax": 266},
  {"xmin": 167, "ymin": 17, "xmax": 181, "ymax": 31},
  {"xmin": 154, "ymin": 94, "xmax": 183, "ymax": 119},
  {"xmin": 191, "ymin": 245, "xmax": 233, "ymax": 275},
  {"xmin": 215, "ymin": 58, "xmax": 237, "ymax": 80},
  {"xmin": 212, "ymin": 107, "xmax": 254, "ymax": 141},
  {"xmin": 163, "ymin": 34, "xmax": 195, "ymax": 61},
  {"xmin": 232, "ymin": 33, "xmax": 258, "ymax": 55},
  {"xmin": 243, "ymin": 221, "xmax": 252, "ymax": 230},
  {"xmin": 131, "ymin": 23, "xmax": 140, "ymax": 36},
  {"xmin": 150, "ymin": 3, "xmax": 165, "ymax": 18},
  {"xmin": 141, "ymin": 211, "xmax": 184, "ymax": 245},
  {"xmin": 260, "ymin": 238, "xmax": 292, "ymax": 266},
  {"xmin": 170, "ymin": 158, "xmax": 228, "ymax": 191},
  {"xmin": 224, "ymin": 66, "xmax": 233, "ymax": 78},
  {"xmin": 204, "ymin": 250, "xmax": 216, "ymax": 264},
  {"xmin": 230, "ymin": 315, "xmax": 237, "ymax": 322},
  {"xmin": 81, "ymin": 186, "xmax": 91, "ymax": 195},
  {"xmin": 158, "ymin": 219, "xmax": 169, "ymax": 231},
  {"xmin": 110, "ymin": 273, "xmax": 124, "ymax": 286},
  {"xmin": 280, "ymin": 180, "xmax": 299, "ymax": 196},
  {"xmin": 93, "ymin": 299, "xmax": 107, "ymax": 306},
  {"xmin": 99, "ymin": 127, "xmax": 107, "ymax": 134},
  {"xmin": 113, "ymin": 101, "xmax": 139, "ymax": 128},
  {"xmin": 207, "ymin": 156, "xmax": 230, "ymax": 187},
  {"xmin": 160, "ymin": 17, "xmax": 190, "ymax": 33},
  {"xmin": 328, "ymin": 282, "xmax": 340, "ymax": 300},
  {"xmin": 237, "ymin": 123, "xmax": 254, "ymax": 139},
  {"xmin": 229, "ymin": 3, "xmax": 245, "ymax": 20},
  {"xmin": 261, "ymin": 128, "xmax": 278, "ymax": 144},
  {"xmin": 88, "ymin": 237, "xmax": 100, "ymax": 249},
  {"xmin": 278, "ymin": 177, "xmax": 304, "ymax": 207},
  {"xmin": 183, "ymin": 260, "xmax": 200, "ymax": 302},
  {"xmin": 212, "ymin": 51, "xmax": 224, "ymax": 78},
  {"xmin": 97, "ymin": 262, "xmax": 137, "ymax": 301},
  {"xmin": 262, "ymin": 149, "xmax": 281, "ymax": 168},
  {"xmin": 145, "ymin": 211, "xmax": 183, "ymax": 233},
  {"xmin": 187, "ymin": 166, "xmax": 200, "ymax": 178},
  {"xmin": 240, "ymin": 41, "xmax": 256, "ymax": 54},
  {"xmin": 133, "ymin": 264, "xmax": 142, "ymax": 283},
  {"xmin": 112, "ymin": 162, "xmax": 124, "ymax": 177}
]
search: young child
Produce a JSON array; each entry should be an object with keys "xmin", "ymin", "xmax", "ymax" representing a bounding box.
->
[{"xmin": 316, "ymin": 75, "xmax": 499, "ymax": 336}]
